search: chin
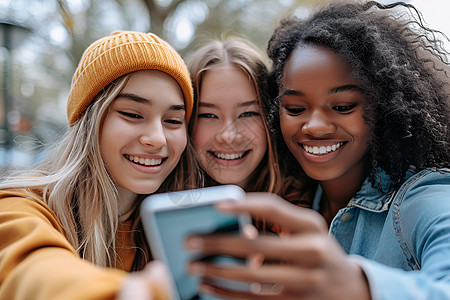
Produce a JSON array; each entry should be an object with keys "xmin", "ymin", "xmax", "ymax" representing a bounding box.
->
[
  {"xmin": 216, "ymin": 177, "xmax": 247, "ymax": 188},
  {"xmin": 129, "ymin": 184, "xmax": 161, "ymax": 195}
]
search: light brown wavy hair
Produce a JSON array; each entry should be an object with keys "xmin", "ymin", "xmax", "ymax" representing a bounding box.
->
[
  {"xmin": 0, "ymin": 73, "xmax": 203, "ymax": 270},
  {"xmin": 187, "ymin": 37, "xmax": 282, "ymax": 195}
]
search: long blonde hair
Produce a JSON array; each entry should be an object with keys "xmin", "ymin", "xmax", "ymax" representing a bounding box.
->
[
  {"xmin": 187, "ymin": 37, "xmax": 281, "ymax": 194},
  {"xmin": 0, "ymin": 73, "xmax": 202, "ymax": 269}
]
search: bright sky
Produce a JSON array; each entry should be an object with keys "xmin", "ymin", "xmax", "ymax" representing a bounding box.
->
[
  {"xmin": 11, "ymin": 0, "xmax": 450, "ymax": 51},
  {"xmin": 408, "ymin": 0, "xmax": 450, "ymax": 49},
  {"xmin": 411, "ymin": 0, "xmax": 450, "ymax": 32}
]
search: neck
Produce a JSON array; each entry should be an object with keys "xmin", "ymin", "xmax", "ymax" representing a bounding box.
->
[
  {"xmin": 116, "ymin": 186, "xmax": 138, "ymax": 222},
  {"xmin": 320, "ymin": 162, "xmax": 370, "ymax": 225}
]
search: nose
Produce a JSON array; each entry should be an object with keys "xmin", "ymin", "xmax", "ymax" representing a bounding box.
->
[
  {"xmin": 139, "ymin": 121, "xmax": 167, "ymax": 149},
  {"xmin": 302, "ymin": 110, "xmax": 336, "ymax": 137},
  {"xmin": 214, "ymin": 119, "xmax": 245, "ymax": 145}
]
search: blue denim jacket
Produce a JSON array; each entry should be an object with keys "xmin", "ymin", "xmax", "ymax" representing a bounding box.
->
[{"xmin": 313, "ymin": 168, "xmax": 450, "ymax": 300}]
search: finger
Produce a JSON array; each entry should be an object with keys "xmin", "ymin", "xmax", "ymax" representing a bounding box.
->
[
  {"xmin": 184, "ymin": 224, "xmax": 257, "ymax": 254},
  {"xmin": 186, "ymin": 234, "xmax": 330, "ymax": 268},
  {"xmin": 144, "ymin": 261, "xmax": 175, "ymax": 300},
  {"xmin": 200, "ymin": 280, "xmax": 312, "ymax": 300},
  {"xmin": 118, "ymin": 274, "xmax": 152, "ymax": 300},
  {"xmin": 247, "ymin": 252, "xmax": 264, "ymax": 270},
  {"xmin": 189, "ymin": 261, "xmax": 325, "ymax": 293},
  {"xmin": 242, "ymin": 223, "xmax": 258, "ymax": 240},
  {"xmin": 216, "ymin": 193, "xmax": 327, "ymax": 234},
  {"xmin": 118, "ymin": 261, "xmax": 172, "ymax": 300},
  {"xmin": 199, "ymin": 282, "xmax": 294, "ymax": 300},
  {"xmin": 241, "ymin": 224, "xmax": 264, "ymax": 270}
]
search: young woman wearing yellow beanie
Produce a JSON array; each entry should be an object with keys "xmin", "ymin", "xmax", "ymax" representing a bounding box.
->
[{"xmin": 0, "ymin": 31, "xmax": 201, "ymax": 300}]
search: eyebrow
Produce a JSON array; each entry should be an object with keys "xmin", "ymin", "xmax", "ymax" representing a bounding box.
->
[
  {"xmin": 328, "ymin": 84, "xmax": 362, "ymax": 94},
  {"xmin": 117, "ymin": 93, "xmax": 185, "ymax": 111},
  {"xmin": 239, "ymin": 100, "xmax": 258, "ymax": 107},
  {"xmin": 199, "ymin": 100, "xmax": 258, "ymax": 108},
  {"xmin": 280, "ymin": 84, "xmax": 362, "ymax": 97}
]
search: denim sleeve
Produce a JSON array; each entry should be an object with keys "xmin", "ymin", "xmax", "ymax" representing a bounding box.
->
[
  {"xmin": 350, "ymin": 255, "xmax": 450, "ymax": 300},
  {"xmin": 350, "ymin": 171, "xmax": 450, "ymax": 300}
]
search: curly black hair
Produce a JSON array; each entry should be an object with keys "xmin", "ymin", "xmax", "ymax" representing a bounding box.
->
[{"xmin": 267, "ymin": 0, "xmax": 450, "ymax": 190}]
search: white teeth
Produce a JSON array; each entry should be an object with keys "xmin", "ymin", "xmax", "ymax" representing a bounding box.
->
[
  {"xmin": 126, "ymin": 155, "xmax": 162, "ymax": 166},
  {"xmin": 214, "ymin": 152, "xmax": 245, "ymax": 160},
  {"xmin": 303, "ymin": 142, "xmax": 343, "ymax": 155}
]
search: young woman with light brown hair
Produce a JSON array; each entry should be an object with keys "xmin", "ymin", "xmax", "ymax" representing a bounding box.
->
[
  {"xmin": 0, "ymin": 30, "xmax": 201, "ymax": 299},
  {"xmin": 187, "ymin": 37, "xmax": 307, "ymax": 206}
]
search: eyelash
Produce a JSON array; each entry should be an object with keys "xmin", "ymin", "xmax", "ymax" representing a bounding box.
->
[
  {"xmin": 197, "ymin": 113, "xmax": 217, "ymax": 119},
  {"xmin": 165, "ymin": 119, "xmax": 183, "ymax": 125},
  {"xmin": 332, "ymin": 104, "xmax": 357, "ymax": 112},
  {"xmin": 282, "ymin": 104, "xmax": 357, "ymax": 115},
  {"xmin": 119, "ymin": 111, "xmax": 142, "ymax": 119},
  {"xmin": 197, "ymin": 112, "xmax": 260, "ymax": 119},
  {"xmin": 284, "ymin": 107, "xmax": 305, "ymax": 115},
  {"xmin": 240, "ymin": 111, "xmax": 260, "ymax": 117},
  {"xmin": 119, "ymin": 111, "xmax": 183, "ymax": 125}
]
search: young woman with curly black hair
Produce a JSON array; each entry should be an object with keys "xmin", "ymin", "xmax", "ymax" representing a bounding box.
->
[{"xmin": 184, "ymin": 1, "xmax": 450, "ymax": 299}]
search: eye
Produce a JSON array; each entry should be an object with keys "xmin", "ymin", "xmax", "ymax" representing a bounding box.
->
[
  {"xmin": 197, "ymin": 113, "xmax": 217, "ymax": 119},
  {"xmin": 280, "ymin": 99, "xmax": 305, "ymax": 116},
  {"xmin": 332, "ymin": 104, "xmax": 357, "ymax": 112},
  {"xmin": 282, "ymin": 105, "xmax": 306, "ymax": 115},
  {"xmin": 164, "ymin": 119, "xmax": 183, "ymax": 125},
  {"xmin": 239, "ymin": 111, "xmax": 260, "ymax": 118},
  {"xmin": 118, "ymin": 111, "xmax": 143, "ymax": 119}
]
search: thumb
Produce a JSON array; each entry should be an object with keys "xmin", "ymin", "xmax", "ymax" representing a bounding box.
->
[{"xmin": 119, "ymin": 261, "xmax": 174, "ymax": 300}]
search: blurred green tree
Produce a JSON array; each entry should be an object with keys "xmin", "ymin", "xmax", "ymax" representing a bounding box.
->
[
  {"xmin": 0, "ymin": 0, "xmax": 331, "ymax": 168},
  {"xmin": 58, "ymin": 0, "xmax": 332, "ymax": 62}
]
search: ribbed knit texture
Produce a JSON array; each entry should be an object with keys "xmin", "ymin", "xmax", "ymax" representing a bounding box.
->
[{"xmin": 67, "ymin": 31, "xmax": 193, "ymax": 125}]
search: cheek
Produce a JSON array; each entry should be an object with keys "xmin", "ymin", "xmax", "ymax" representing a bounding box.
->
[
  {"xmin": 357, "ymin": 124, "xmax": 370, "ymax": 151},
  {"xmin": 280, "ymin": 114, "xmax": 299, "ymax": 141},
  {"xmin": 99, "ymin": 117, "xmax": 117, "ymax": 151},
  {"xmin": 172, "ymin": 130, "xmax": 187, "ymax": 156},
  {"xmin": 191, "ymin": 125, "xmax": 205, "ymax": 149},
  {"xmin": 192, "ymin": 123, "xmax": 214, "ymax": 151},
  {"xmin": 170, "ymin": 130, "xmax": 188, "ymax": 158},
  {"xmin": 249, "ymin": 121, "xmax": 268, "ymax": 150},
  {"xmin": 351, "ymin": 114, "xmax": 370, "ymax": 146}
]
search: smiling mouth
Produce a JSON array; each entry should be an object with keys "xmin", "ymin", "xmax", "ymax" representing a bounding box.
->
[
  {"xmin": 302, "ymin": 142, "xmax": 344, "ymax": 155},
  {"xmin": 125, "ymin": 154, "xmax": 165, "ymax": 166},
  {"xmin": 208, "ymin": 151, "xmax": 249, "ymax": 161}
]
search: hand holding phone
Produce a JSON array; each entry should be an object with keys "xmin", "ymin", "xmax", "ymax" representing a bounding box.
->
[{"xmin": 140, "ymin": 185, "xmax": 251, "ymax": 300}]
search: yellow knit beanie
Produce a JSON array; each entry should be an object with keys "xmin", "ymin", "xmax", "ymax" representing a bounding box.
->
[{"xmin": 67, "ymin": 31, "xmax": 193, "ymax": 125}]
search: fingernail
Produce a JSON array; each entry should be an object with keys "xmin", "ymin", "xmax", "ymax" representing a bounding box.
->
[
  {"xmin": 215, "ymin": 201, "xmax": 235, "ymax": 211},
  {"xmin": 248, "ymin": 253, "xmax": 264, "ymax": 270},
  {"xmin": 185, "ymin": 237, "xmax": 203, "ymax": 250},
  {"xmin": 188, "ymin": 262, "xmax": 205, "ymax": 275}
]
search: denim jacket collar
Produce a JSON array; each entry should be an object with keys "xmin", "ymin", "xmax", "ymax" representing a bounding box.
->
[{"xmin": 313, "ymin": 168, "xmax": 408, "ymax": 213}]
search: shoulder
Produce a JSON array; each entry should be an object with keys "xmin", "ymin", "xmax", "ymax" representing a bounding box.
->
[
  {"xmin": 393, "ymin": 168, "xmax": 450, "ymax": 228},
  {"xmin": 0, "ymin": 189, "xmax": 63, "ymax": 231},
  {"xmin": 403, "ymin": 168, "xmax": 450, "ymax": 187},
  {"xmin": 397, "ymin": 168, "xmax": 450, "ymax": 203}
]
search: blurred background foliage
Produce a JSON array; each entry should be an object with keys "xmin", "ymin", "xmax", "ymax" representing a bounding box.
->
[
  {"xmin": 0, "ymin": 0, "xmax": 333, "ymax": 169},
  {"xmin": 3, "ymin": 0, "xmax": 445, "ymax": 170}
]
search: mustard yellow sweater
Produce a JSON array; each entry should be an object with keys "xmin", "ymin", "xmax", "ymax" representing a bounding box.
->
[{"xmin": 0, "ymin": 190, "xmax": 138, "ymax": 300}]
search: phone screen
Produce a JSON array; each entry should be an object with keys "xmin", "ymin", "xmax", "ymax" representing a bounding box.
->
[{"xmin": 154, "ymin": 204, "xmax": 242, "ymax": 300}]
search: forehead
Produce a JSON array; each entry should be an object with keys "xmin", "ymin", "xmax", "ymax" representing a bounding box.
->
[
  {"xmin": 122, "ymin": 70, "xmax": 184, "ymax": 104},
  {"xmin": 282, "ymin": 45, "xmax": 354, "ymax": 83},
  {"xmin": 199, "ymin": 66, "xmax": 258, "ymax": 106}
]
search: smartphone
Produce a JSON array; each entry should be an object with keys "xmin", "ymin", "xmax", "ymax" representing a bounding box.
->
[{"xmin": 140, "ymin": 185, "xmax": 251, "ymax": 300}]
